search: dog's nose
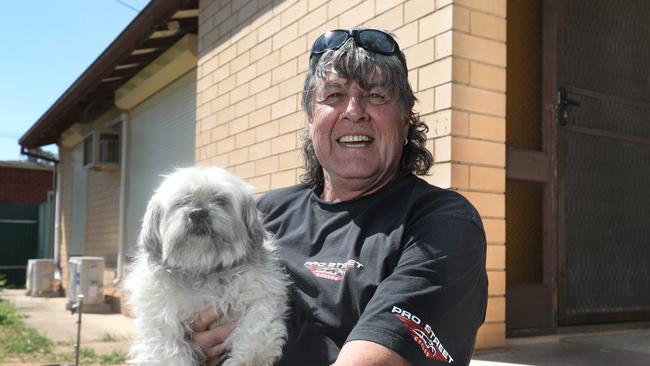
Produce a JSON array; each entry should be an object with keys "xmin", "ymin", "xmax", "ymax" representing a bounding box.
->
[{"xmin": 189, "ymin": 208, "xmax": 209, "ymax": 222}]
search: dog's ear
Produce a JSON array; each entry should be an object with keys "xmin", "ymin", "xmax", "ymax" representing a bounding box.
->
[
  {"xmin": 241, "ymin": 195, "xmax": 266, "ymax": 247},
  {"xmin": 138, "ymin": 198, "xmax": 163, "ymax": 262}
]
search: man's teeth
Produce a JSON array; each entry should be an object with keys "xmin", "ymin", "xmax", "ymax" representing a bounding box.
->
[{"xmin": 338, "ymin": 135, "xmax": 372, "ymax": 143}]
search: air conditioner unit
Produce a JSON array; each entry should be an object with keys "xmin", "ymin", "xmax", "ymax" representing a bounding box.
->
[
  {"xmin": 25, "ymin": 259, "xmax": 55, "ymax": 296},
  {"xmin": 66, "ymin": 256, "xmax": 110, "ymax": 312},
  {"xmin": 83, "ymin": 130, "xmax": 120, "ymax": 170}
]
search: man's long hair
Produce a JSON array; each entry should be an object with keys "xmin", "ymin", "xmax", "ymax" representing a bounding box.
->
[{"xmin": 299, "ymin": 35, "xmax": 433, "ymax": 191}]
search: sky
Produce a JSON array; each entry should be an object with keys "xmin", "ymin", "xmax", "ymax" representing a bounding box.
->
[{"xmin": 0, "ymin": 0, "xmax": 151, "ymax": 161}]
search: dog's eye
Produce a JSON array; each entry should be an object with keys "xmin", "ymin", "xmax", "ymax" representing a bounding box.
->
[
  {"xmin": 209, "ymin": 196, "xmax": 228, "ymax": 206},
  {"xmin": 175, "ymin": 197, "xmax": 191, "ymax": 207}
]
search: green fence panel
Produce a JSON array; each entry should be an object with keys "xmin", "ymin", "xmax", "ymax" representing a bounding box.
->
[
  {"xmin": 0, "ymin": 203, "xmax": 39, "ymax": 287},
  {"xmin": 38, "ymin": 199, "xmax": 53, "ymax": 259}
]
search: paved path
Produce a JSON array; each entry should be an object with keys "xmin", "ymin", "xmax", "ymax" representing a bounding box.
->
[
  {"xmin": 471, "ymin": 328, "xmax": 650, "ymax": 366},
  {"xmin": 1, "ymin": 289, "xmax": 134, "ymax": 365},
  {"xmin": 3, "ymin": 289, "xmax": 650, "ymax": 366}
]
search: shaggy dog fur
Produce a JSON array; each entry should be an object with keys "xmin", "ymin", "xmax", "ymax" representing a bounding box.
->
[{"xmin": 124, "ymin": 167, "xmax": 288, "ymax": 366}]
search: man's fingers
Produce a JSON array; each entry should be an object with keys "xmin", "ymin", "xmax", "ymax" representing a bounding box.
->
[
  {"xmin": 206, "ymin": 347, "xmax": 230, "ymax": 366},
  {"xmin": 191, "ymin": 308, "xmax": 223, "ymax": 332},
  {"xmin": 188, "ymin": 309, "xmax": 235, "ymax": 365},
  {"xmin": 192, "ymin": 321, "xmax": 237, "ymax": 350},
  {"xmin": 205, "ymin": 343, "xmax": 229, "ymax": 358}
]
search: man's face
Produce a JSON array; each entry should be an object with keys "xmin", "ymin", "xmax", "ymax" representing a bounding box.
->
[{"xmin": 309, "ymin": 72, "xmax": 409, "ymax": 200}]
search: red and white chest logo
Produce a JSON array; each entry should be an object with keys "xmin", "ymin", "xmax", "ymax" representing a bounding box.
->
[
  {"xmin": 304, "ymin": 259, "xmax": 364, "ymax": 281},
  {"xmin": 392, "ymin": 306, "xmax": 454, "ymax": 363}
]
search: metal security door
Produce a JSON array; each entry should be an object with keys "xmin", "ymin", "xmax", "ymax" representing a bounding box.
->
[{"xmin": 558, "ymin": 0, "xmax": 650, "ymax": 324}]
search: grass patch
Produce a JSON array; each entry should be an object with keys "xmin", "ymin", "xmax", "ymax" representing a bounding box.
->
[
  {"xmin": 0, "ymin": 298, "xmax": 127, "ymax": 365},
  {"xmin": 99, "ymin": 332, "xmax": 125, "ymax": 342},
  {"xmin": 99, "ymin": 350, "xmax": 128, "ymax": 364},
  {"xmin": 0, "ymin": 299, "xmax": 53, "ymax": 361},
  {"xmin": 59, "ymin": 347, "xmax": 99, "ymax": 365},
  {"xmin": 55, "ymin": 339, "xmax": 74, "ymax": 347},
  {"xmin": 56, "ymin": 348, "xmax": 128, "ymax": 365}
]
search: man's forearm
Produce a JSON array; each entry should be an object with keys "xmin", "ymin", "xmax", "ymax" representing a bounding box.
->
[{"xmin": 332, "ymin": 340, "xmax": 411, "ymax": 366}]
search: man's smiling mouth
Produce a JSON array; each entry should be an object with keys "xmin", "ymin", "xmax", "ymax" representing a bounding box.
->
[{"xmin": 337, "ymin": 135, "xmax": 373, "ymax": 143}]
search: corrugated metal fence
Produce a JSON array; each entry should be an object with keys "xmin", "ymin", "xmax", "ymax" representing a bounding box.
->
[{"xmin": 0, "ymin": 200, "xmax": 52, "ymax": 287}]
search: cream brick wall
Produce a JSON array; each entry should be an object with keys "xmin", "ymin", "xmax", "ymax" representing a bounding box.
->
[
  {"xmin": 448, "ymin": 0, "xmax": 507, "ymax": 349},
  {"xmin": 85, "ymin": 169, "xmax": 120, "ymax": 261},
  {"xmin": 197, "ymin": 0, "xmax": 506, "ymax": 349},
  {"xmin": 58, "ymin": 110, "xmax": 122, "ymax": 291}
]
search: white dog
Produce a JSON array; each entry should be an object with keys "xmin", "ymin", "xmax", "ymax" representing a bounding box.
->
[{"xmin": 124, "ymin": 167, "xmax": 288, "ymax": 366}]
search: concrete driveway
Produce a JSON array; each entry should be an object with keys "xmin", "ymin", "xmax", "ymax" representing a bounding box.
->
[
  {"xmin": 471, "ymin": 327, "xmax": 650, "ymax": 366},
  {"xmin": 3, "ymin": 288, "xmax": 650, "ymax": 366},
  {"xmin": 1, "ymin": 289, "xmax": 134, "ymax": 365}
]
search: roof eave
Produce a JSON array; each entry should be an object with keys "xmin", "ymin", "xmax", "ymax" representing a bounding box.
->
[{"xmin": 19, "ymin": 0, "xmax": 197, "ymax": 149}]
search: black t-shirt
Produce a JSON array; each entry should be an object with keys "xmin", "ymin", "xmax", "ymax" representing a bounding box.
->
[{"xmin": 257, "ymin": 173, "xmax": 487, "ymax": 366}]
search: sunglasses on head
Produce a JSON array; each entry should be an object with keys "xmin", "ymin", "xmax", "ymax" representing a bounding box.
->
[{"xmin": 310, "ymin": 29, "xmax": 401, "ymax": 59}]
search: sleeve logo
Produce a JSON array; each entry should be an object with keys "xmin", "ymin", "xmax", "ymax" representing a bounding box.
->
[
  {"xmin": 392, "ymin": 305, "xmax": 454, "ymax": 363},
  {"xmin": 304, "ymin": 259, "xmax": 364, "ymax": 281}
]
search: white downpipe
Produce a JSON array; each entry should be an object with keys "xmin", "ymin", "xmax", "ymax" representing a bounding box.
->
[
  {"xmin": 53, "ymin": 157, "xmax": 63, "ymax": 281},
  {"xmin": 113, "ymin": 112, "xmax": 129, "ymax": 285}
]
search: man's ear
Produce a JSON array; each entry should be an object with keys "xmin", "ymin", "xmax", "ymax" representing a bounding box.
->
[
  {"xmin": 307, "ymin": 119, "xmax": 317, "ymax": 143},
  {"xmin": 402, "ymin": 116, "xmax": 411, "ymax": 136}
]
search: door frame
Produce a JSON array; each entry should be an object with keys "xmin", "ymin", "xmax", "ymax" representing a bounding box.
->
[{"xmin": 505, "ymin": 0, "xmax": 561, "ymax": 332}]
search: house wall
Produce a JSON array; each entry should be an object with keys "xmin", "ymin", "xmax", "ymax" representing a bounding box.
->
[
  {"xmin": 0, "ymin": 164, "xmax": 53, "ymax": 204},
  {"xmin": 58, "ymin": 109, "xmax": 122, "ymax": 290},
  {"xmin": 55, "ymin": 34, "xmax": 199, "ymax": 304},
  {"xmin": 58, "ymin": 146, "xmax": 73, "ymax": 289},
  {"xmin": 450, "ymin": 0, "xmax": 507, "ymax": 349},
  {"xmin": 56, "ymin": 38, "xmax": 200, "ymax": 297},
  {"xmin": 85, "ymin": 169, "xmax": 120, "ymax": 262},
  {"xmin": 196, "ymin": 0, "xmax": 506, "ymax": 348}
]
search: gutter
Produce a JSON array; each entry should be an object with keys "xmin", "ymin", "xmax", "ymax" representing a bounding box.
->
[{"xmin": 20, "ymin": 147, "xmax": 59, "ymax": 164}]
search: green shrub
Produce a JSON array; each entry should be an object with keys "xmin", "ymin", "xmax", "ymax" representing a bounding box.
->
[{"xmin": 0, "ymin": 274, "xmax": 7, "ymax": 291}]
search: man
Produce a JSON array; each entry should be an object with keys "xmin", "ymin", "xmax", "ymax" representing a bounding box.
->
[{"xmin": 194, "ymin": 28, "xmax": 487, "ymax": 366}]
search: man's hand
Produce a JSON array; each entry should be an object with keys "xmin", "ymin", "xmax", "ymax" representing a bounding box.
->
[
  {"xmin": 332, "ymin": 340, "xmax": 411, "ymax": 366},
  {"xmin": 189, "ymin": 308, "xmax": 236, "ymax": 366}
]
